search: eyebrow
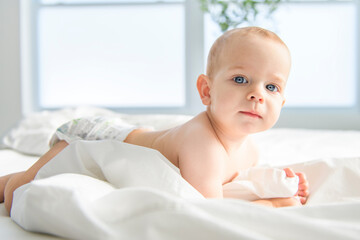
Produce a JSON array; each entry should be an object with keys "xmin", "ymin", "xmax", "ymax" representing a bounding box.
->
[
  {"xmin": 271, "ymin": 73, "xmax": 287, "ymax": 85},
  {"xmin": 228, "ymin": 65, "xmax": 246, "ymax": 71}
]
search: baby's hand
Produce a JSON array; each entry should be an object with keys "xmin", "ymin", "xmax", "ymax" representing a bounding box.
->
[
  {"xmin": 268, "ymin": 197, "xmax": 302, "ymax": 208},
  {"xmin": 253, "ymin": 196, "xmax": 302, "ymax": 207},
  {"xmin": 284, "ymin": 168, "xmax": 309, "ymax": 204}
]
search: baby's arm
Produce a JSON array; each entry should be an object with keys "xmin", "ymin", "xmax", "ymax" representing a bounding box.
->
[
  {"xmin": 178, "ymin": 134, "xmax": 225, "ymax": 198},
  {"xmin": 179, "ymin": 150, "xmax": 225, "ymax": 198},
  {"xmin": 3, "ymin": 140, "xmax": 68, "ymax": 214}
]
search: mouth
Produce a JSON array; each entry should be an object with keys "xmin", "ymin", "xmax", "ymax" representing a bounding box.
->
[{"xmin": 239, "ymin": 111, "xmax": 262, "ymax": 119}]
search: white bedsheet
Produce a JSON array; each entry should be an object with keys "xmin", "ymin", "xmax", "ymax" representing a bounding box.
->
[{"xmin": 10, "ymin": 140, "xmax": 360, "ymax": 240}]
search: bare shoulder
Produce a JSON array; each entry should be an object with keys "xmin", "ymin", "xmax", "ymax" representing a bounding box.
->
[
  {"xmin": 177, "ymin": 112, "xmax": 222, "ymax": 151},
  {"xmin": 176, "ymin": 112, "xmax": 227, "ymax": 197}
]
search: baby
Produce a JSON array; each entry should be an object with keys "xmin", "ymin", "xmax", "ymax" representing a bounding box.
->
[{"xmin": 0, "ymin": 27, "xmax": 309, "ymax": 213}]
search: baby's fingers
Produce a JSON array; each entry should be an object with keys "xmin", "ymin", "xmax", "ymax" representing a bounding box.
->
[
  {"xmin": 284, "ymin": 168, "xmax": 296, "ymax": 178},
  {"xmin": 284, "ymin": 169, "xmax": 310, "ymax": 204},
  {"xmin": 297, "ymin": 188, "xmax": 309, "ymax": 197},
  {"xmin": 298, "ymin": 180, "xmax": 309, "ymax": 190},
  {"xmin": 295, "ymin": 172, "xmax": 309, "ymax": 200},
  {"xmin": 298, "ymin": 196, "xmax": 307, "ymax": 205},
  {"xmin": 296, "ymin": 172, "xmax": 307, "ymax": 184}
]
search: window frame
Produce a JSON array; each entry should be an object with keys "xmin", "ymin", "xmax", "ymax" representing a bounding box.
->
[{"xmin": 20, "ymin": 0, "xmax": 360, "ymax": 129}]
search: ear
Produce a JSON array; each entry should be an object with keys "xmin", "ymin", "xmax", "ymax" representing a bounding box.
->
[
  {"xmin": 282, "ymin": 98, "xmax": 286, "ymax": 107},
  {"xmin": 196, "ymin": 74, "xmax": 211, "ymax": 106}
]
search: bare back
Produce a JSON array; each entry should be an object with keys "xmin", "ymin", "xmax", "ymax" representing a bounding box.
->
[{"xmin": 124, "ymin": 112, "xmax": 259, "ymax": 197}]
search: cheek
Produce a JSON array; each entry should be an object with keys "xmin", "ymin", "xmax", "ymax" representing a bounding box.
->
[
  {"xmin": 211, "ymin": 87, "xmax": 237, "ymax": 107},
  {"xmin": 266, "ymin": 99, "xmax": 284, "ymax": 123}
]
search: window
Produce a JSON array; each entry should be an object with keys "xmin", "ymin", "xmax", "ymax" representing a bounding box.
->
[{"xmin": 36, "ymin": 0, "xmax": 186, "ymax": 109}]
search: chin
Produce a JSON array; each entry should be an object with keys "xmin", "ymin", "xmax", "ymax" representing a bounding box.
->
[{"xmin": 238, "ymin": 125, "xmax": 265, "ymax": 135}]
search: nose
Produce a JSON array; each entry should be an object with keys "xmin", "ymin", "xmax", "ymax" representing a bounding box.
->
[{"xmin": 247, "ymin": 88, "xmax": 264, "ymax": 104}]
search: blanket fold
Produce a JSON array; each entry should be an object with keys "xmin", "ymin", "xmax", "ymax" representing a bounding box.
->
[{"xmin": 35, "ymin": 140, "xmax": 204, "ymax": 200}]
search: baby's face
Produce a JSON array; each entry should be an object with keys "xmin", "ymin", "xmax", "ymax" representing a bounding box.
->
[{"xmin": 207, "ymin": 34, "xmax": 291, "ymax": 136}]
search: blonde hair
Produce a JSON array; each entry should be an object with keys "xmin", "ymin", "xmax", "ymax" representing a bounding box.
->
[{"xmin": 206, "ymin": 26, "xmax": 289, "ymax": 78}]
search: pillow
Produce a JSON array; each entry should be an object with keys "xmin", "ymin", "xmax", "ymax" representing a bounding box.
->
[{"xmin": 2, "ymin": 107, "xmax": 193, "ymax": 156}]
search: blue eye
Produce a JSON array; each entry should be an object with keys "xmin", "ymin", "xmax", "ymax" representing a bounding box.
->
[
  {"xmin": 266, "ymin": 84, "xmax": 279, "ymax": 92},
  {"xmin": 233, "ymin": 76, "xmax": 248, "ymax": 84}
]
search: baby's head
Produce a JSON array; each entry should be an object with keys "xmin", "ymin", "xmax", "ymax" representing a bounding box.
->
[
  {"xmin": 206, "ymin": 26, "xmax": 291, "ymax": 80},
  {"xmin": 198, "ymin": 27, "xmax": 291, "ymax": 135}
]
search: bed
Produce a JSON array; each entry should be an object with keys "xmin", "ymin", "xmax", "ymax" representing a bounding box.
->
[{"xmin": 1, "ymin": 107, "xmax": 360, "ymax": 240}]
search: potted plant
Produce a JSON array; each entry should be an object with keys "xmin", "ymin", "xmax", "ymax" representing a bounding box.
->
[{"xmin": 199, "ymin": 0, "xmax": 282, "ymax": 32}]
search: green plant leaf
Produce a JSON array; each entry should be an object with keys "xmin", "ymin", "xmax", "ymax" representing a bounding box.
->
[{"xmin": 199, "ymin": 0, "xmax": 282, "ymax": 32}]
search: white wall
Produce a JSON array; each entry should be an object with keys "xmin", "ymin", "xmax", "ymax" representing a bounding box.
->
[{"xmin": 0, "ymin": 0, "xmax": 22, "ymax": 138}]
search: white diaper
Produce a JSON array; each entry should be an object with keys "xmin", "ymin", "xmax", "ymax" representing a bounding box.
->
[
  {"xmin": 49, "ymin": 116, "xmax": 139, "ymax": 147},
  {"xmin": 223, "ymin": 167, "xmax": 299, "ymax": 201}
]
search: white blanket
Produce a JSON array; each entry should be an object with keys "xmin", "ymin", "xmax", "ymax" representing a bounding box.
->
[{"xmin": 11, "ymin": 140, "xmax": 360, "ymax": 240}]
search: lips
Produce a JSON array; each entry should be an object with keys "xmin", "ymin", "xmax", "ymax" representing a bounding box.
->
[{"xmin": 239, "ymin": 111, "xmax": 262, "ymax": 119}]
